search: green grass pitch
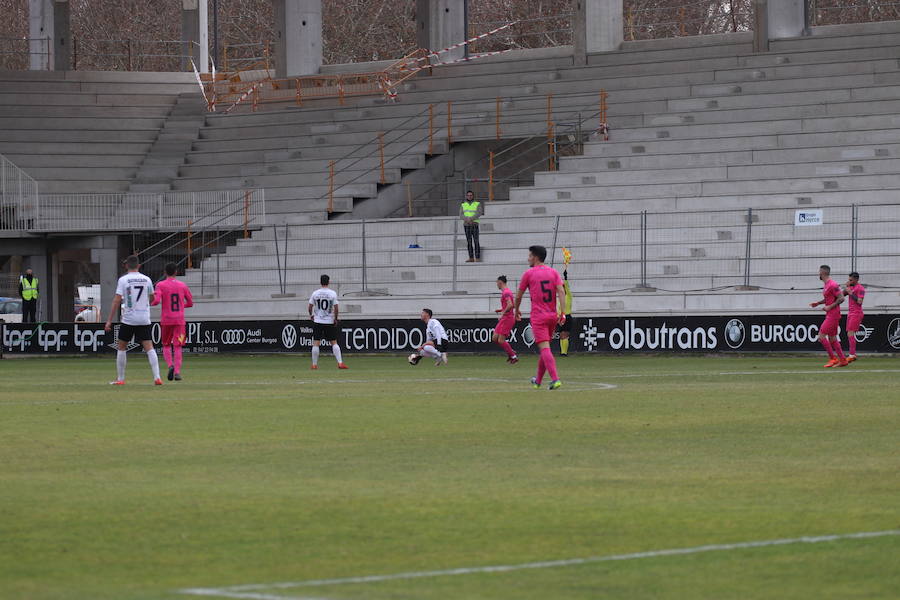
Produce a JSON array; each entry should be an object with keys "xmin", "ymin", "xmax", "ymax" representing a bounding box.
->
[{"xmin": 1, "ymin": 353, "xmax": 898, "ymax": 600}]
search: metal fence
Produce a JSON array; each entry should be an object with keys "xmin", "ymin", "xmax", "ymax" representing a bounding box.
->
[
  {"xmin": 0, "ymin": 189, "xmax": 264, "ymax": 233},
  {"xmin": 178, "ymin": 203, "xmax": 900, "ymax": 301},
  {"xmin": 0, "ymin": 153, "xmax": 39, "ymax": 232}
]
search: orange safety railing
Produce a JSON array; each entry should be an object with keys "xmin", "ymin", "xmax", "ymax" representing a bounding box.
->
[{"xmin": 208, "ymin": 48, "xmax": 432, "ymax": 113}]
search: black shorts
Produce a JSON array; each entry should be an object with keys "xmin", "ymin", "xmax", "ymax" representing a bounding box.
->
[
  {"xmin": 433, "ymin": 340, "xmax": 449, "ymax": 352},
  {"xmin": 556, "ymin": 314, "xmax": 575, "ymax": 334},
  {"xmin": 117, "ymin": 323, "xmax": 152, "ymax": 343},
  {"xmin": 313, "ymin": 322, "xmax": 338, "ymax": 341}
]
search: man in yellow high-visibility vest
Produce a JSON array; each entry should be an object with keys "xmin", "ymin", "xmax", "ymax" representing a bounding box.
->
[
  {"xmin": 19, "ymin": 268, "xmax": 39, "ymax": 323},
  {"xmin": 460, "ymin": 190, "xmax": 483, "ymax": 263}
]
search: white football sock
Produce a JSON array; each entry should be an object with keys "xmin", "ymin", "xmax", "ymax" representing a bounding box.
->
[
  {"xmin": 146, "ymin": 349, "xmax": 161, "ymax": 380},
  {"xmin": 312, "ymin": 345, "xmax": 320, "ymax": 366},
  {"xmin": 421, "ymin": 345, "xmax": 441, "ymax": 359},
  {"xmin": 116, "ymin": 350, "xmax": 127, "ymax": 381},
  {"xmin": 332, "ymin": 344, "xmax": 343, "ymax": 364}
]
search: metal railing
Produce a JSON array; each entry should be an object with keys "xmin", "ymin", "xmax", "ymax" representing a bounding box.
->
[
  {"xmin": 182, "ymin": 203, "xmax": 900, "ymax": 301},
  {"xmin": 811, "ymin": 0, "xmax": 900, "ymax": 25},
  {"xmin": 625, "ymin": 0, "xmax": 755, "ymax": 41},
  {"xmin": 0, "ymin": 154, "xmax": 39, "ymax": 232},
  {"xmin": 0, "ymin": 188, "xmax": 264, "ymax": 233},
  {"xmin": 0, "ymin": 36, "xmax": 198, "ymax": 72}
]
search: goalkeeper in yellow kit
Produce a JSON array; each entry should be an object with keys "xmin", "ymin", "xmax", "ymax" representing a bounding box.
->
[{"xmin": 556, "ymin": 268, "xmax": 574, "ymax": 356}]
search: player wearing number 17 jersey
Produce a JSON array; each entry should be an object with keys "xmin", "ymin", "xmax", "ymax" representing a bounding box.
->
[
  {"xmin": 308, "ymin": 274, "xmax": 348, "ymax": 370},
  {"xmin": 151, "ymin": 262, "xmax": 194, "ymax": 381},
  {"xmin": 514, "ymin": 245, "xmax": 566, "ymax": 390},
  {"xmin": 104, "ymin": 255, "xmax": 162, "ymax": 385}
]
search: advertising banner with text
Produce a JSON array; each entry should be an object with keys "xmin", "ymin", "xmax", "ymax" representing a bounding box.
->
[{"xmin": 2, "ymin": 314, "xmax": 900, "ymax": 355}]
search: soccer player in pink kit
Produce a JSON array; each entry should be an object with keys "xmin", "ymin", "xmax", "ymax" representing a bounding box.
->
[
  {"xmin": 842, "ymin": 271, "xmax": 865, "ymax": 362},
  {"xmin": 492, "ymin": 275, "xmax": 518, "ymax": 364},
  {"xmin": 809, "ymin": 264, "xmax": 848, "ymax": 368},
  {"xmin": 151, "ymin": 262, "xmax": 194, "ymax": 381},
  {"xmin": 514, "ymin": 245, "xmax": 566, "ymax": 390}
]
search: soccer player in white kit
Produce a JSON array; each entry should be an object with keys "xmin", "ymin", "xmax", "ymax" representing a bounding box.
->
[
  {"xmin": 308, "ymin": 274, "xmax": 348, "ymax": 370},
  {"xmin": 411, "ymin": 308, "xmax": 449, "ymax": 366},
  {"xmin": 104, "ymin": 255, "xmax": 163, "ymax": 385}
]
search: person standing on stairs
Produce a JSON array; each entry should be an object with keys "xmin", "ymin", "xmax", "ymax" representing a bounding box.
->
[{"xmin": 460, "ymin": 190, "xmax": 483, "ymax": 263}]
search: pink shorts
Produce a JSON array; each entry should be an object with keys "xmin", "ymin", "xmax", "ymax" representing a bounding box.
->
[
  {"xmin": 846, "ymin": 313, "xmax": 864, "ymax": 332},
  {"xmin": 495, "ymin": 317, "xmax": 514, "ymax": 337},
  {"xmin": 530, "ymin": 314, "xmax": 559, "ymax": 344},
  {"xmin": 820, "ymin": 314, "xmax": 840, "ymax": 337},
  {"xmin": 161, "ymin": 323, "xmax": 187, "ymax": 346}
]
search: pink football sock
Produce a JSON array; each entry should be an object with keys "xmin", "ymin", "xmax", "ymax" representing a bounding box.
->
[
  {"xmin": 848, "ymin": 335, "xmax": 857, "ymax": 356},
  {"xmin": 830, "ymin": 338, "xmax": 845, "ymax": 360},
  {"xmin": 498, "ymin": 340, "xmax": 515, "ymax": 358},
  {"xmin": 162, "ymin": 345, "xmax": 173, "ymax": 369},
  {"xmin": 540, "ymin": 347, "xmax": 559, "ymax": 381},
  {"xmin": 535, "ymin": 353, "xmax": 546, "ymax": 385},
  {"xmin": 174, "ymin": 346, "xmax": 183, "ymax": 373},
  {"xmin": 820, "ymin": 338, "xmax": 835, "ymax": 359}
]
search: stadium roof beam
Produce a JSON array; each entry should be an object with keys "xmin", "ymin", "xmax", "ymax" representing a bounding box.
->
[
  {"xmin": 273, "ymin": 0, "xmax": 323, "ymax": 78},
  {"xmin": 28, "ymin": 0, "xmax": 70, "ymax": 71}
]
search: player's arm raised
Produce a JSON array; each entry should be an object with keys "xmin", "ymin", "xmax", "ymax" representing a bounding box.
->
[{"xmin": 105, "ymin": 294, "xmax": 122, "ymax": 332}]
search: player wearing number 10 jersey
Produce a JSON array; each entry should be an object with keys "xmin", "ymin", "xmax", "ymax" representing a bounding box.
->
[
  {"xmin": 514, "ymin": 245, "xmax": 566, "ymax": 390},
  {"xmin": 151, "ymin": 262, "xmax": 194, "ymax": 381},
  {"xmin": 308, "ymin": 274, "xmax": 348, "ymax": 370}
]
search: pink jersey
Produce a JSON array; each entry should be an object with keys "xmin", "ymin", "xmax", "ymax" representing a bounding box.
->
[
  {"xmin": 519, "ymin": 264, "xmax": 563, "ymax": 317},
  {"xmin": 499, "ymin": 288, "xmax": 515, "ymax": 319},
  {"xmin": 822, "ymin": 279, "xmax": 842, "ymax": 317},
  {"xmin": 846, "ymin": 283, "xmax": 865, "ymax": 316},
  {"xmin": 152, "ymin": 277, "xmax": 193, "ymax": 325}
]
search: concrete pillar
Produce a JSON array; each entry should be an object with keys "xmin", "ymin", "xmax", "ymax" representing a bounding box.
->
[
  {"xmin": 181, "ymin": 0, "xmax": 202, "ymax": 72},
  {"xmin": 28, "ymin": 0, "xmax": 69, "ymax": 70},
  {"xmin": 767, "ymin": 0, "xmax": 805, "ymax": 39},
  {"xmin": 92, "ymin": 237, "xmax": 120, "ymax": 323},
  {"xmin": 574, "ymin": 0, "xmax": 624, "ymax": 64},
  {"xmin": 416, "ymin": 0, "xmax": 466, "ymax": 64},
  {"xmin": 273, "ymin": 0, "xmax": 323, "ymax": 78}
]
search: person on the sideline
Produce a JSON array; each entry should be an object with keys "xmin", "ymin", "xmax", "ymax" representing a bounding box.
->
[
  {"xmin": 308, "ymin": 274, "xmax": 348, "ymax": 370},
  {"xmin": 842, "ymin": 271, "xmax": 866, "ymax": 362},
  {"xmin": 460, "ymin": 190, "xmax": 483, "ymax": 263},
  {"xmin": 809, "ymin": 264, "xmax": 848, "ymax": 368},
  {"xmin": 18, "ymin": 268, "xmax": 38, "ymax": 323},
  {"xmin": 151, "ymin": 262, "xmax": 194, "ymax": 381},
  {"xmin": 412, "ymin": 308, "xmax": 449, "ymax": 366},
  {"xmin": 105, "ymin": 255, "xmax": 162, "ymax": 385},
  {"xmin": 492, "ymin": 275, "xmax": 518, "ymax": 364},
  {"xmin": 558, "ymin": 269, "xmax": 574, "ymax": 356},
  {"xmin": 514, "ymin": 245, "xmax": 566, "ymax": 390}
]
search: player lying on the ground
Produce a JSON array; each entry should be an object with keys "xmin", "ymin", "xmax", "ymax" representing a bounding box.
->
[
  {"xmin": 493, "ymin": 275, "xmax": 518, "ymax": 364},
  {"xmin": 842, "ymin": 271, "xmax": 865, "ymax": 362},
  {"xmin": 308, "ymin": 274, "xmax": 348, "ymax": 370},
  {"xmin": 151, "ymin": 262, "xmax": 193, "ymax": 381},
  {"xmin": 809, "ymin": 264, "xmax": 848, "ymax": 368},
  {"xmin": 410, "ymin": 308, "xmax": 449, "ymax": 366},
  {"xmin": 514, "ymin": 245, "xmax": 566, "ymax": 390},
  {"xmin": 105, "ymin": 255, "xmax": 162, "ymax": 386}
]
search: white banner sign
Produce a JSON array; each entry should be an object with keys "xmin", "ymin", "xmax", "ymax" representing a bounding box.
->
[{"xmin": 795, "ymin": 209, "xmax": 823, "ymax": 226}]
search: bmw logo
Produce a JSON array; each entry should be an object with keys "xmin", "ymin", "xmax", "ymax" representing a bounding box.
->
[{"xmin": 724, "ymin": 319, "xmax": 745, "ymax": 349}]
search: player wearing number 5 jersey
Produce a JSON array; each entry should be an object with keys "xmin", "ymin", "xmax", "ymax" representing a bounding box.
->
[
  {"xmin": 105, "ymin": 255, "xmax": 162, "ymax": 385},
  {"xmin": 151, "ymin": 262, "xmax": 194, "ymax": 381},
  {"xmin": 308, "ymin": 274, "xmax": 348, "ymax": 370},
  {"xmin": 514, "ymin": 245, "xmax": 566, "ymax": 390}
]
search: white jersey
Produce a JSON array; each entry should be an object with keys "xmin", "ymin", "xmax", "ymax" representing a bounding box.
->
[
  {"xmin": 115, "ymin": 272, "xmax": 154, "ymax": 326},
  {"xmin": 426, "ymin": 318, "xmax": 447, "ymax": 343},
  {"xmin": 309, "ymin": 287, "xmax": 339, "ymax": 324}
]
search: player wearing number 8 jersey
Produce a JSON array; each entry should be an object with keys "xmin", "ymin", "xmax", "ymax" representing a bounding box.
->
[
  {"xmin": 308, "ymin": 274, "xmax": 348, "ymax": 370},
  {"xmin": 151, "ymin": 262, "xmax": 194, "ymax": 381},
  {"xmin": 514, "ymin": 245, "xmax": 566, "ymax": 390},
  {"xmin": 105, "ymin": 255, "xmax": 162, "ymax": 385}
]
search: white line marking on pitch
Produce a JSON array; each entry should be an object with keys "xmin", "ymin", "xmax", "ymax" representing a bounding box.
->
[{"xmin": 177, "ymin": 529, "xmax": 900, "ymax": 599}]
